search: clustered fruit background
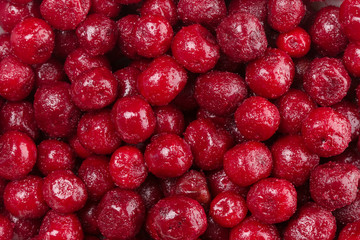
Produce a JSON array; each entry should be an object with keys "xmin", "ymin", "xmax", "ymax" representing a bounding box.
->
[{"xmin": 0, "ymin": 0, "xmax": 360, "ymax": 239}]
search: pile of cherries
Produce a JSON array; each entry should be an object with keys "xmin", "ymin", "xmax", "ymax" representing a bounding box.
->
[{"xmin": 1, "ymin": 0, "xmax": 360, "ymax": 239}]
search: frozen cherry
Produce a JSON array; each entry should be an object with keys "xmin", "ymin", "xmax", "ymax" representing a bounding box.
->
[
  {"xmin": 140, "ymin": 0, "xmax": 177, "ymax": 26},
  {"xmin": 77, "ymin": 110, "xmax": 122, "ymax": 155},
  {"xmin": 144, "ymin": 133, "xmax": 193, "ymax": 178},
  {"xmin": 173, "ymin": 77, "xmax": 198, "ymax": 112},
  {"xmin": 97, "ymin": 188, "xmax": 145, "ymax": 240},
  {"xmin": 223, "ymin": 141, "xmax": 272, "ymax": 187},
  {"xmin": 177, "ymin": 0, "xmax": 226, "ymax": 26},
  {"xmin": 37, "ymin": 139, "xmax": 75, "ymax": 176},
  {"xmin": 276, "ymin": 27, "xmax": 311, "ymax": 58},
  {"xmin": 344, "ymin": 42, "xmax": 360, "ymax": 77},
  {"xmin": 340, "ymin": 0, "xmax": 360, "ymax": 41},
  {"xmin": 301, "ymin": 107, "xmax": 351, "ymax": 157},
  {"xmin": 40, "ymin": 0, "xmax": 91, "ymax": 30},
  {"xmin": 112, "ymin": 96, "xmax": 156, "ymax": 144},
  {"xmin": 228, "ymin": 0, "xmax": 268, "ymax": 23},
  {"xmin": 6, "ymin": 213, "xmax": 40, "ymax": 240},
  {"xmin": 184, "ymin": 118, "xmax": 233, "ymax": 171},
  {"xmin": 338, "ymin": 221, "xmax": 360, "ymax": 240},
  {"xmin": 0, "ymin": 131, "xmax": 36, "ymax": 180},
  {"xmin": 247, "ymin": 178, "xmax": 297, "ymax": 224},
  {"xmin": 64, "ymin": 48, "xmax": 110, "ymax": 83},
  {"xmin": 33, "ymin": 59, "xmax": 65, "ymax": 88},
  {"xmin": 0, "ymin": 215, "xmax": 13, "ymax": 240},
  {"xmin": 109, "ymin": 146, "xmax": 147, "ymax": 189},
  {"xmin": 216, "ymin": 13, "xmax": 267, "ymax": 63},
  {"xmin": 0, "ymin": 56, "xmax": 34, "ymax": 101},
  {"xmin": 116, "ymin": 15, "xmax": 139, "ymax": 59},
  {"xmin": 202, "ymin": 216, "xmax": 229, "ymax": 240},
  {"xmin": 229, "ymin": 216, "xmax": 280, "ymax": 240},
  {"xmin": 68, "ymin": 134, "xmax": 93, "ymax": 159},
  {"xmin": 310, "ymin": 162, "xmax": 360, "ymax": 211},
  {"xmin": 3, "ymin": 176, "xmax": 48, "ymax": 219},
  {"xmin": 235, "ymin": 96, "xmax": 280, "ymax": 141},
  {"xmin": 0, "ymin": 101, "xmax": 38, "ymax": 140},
  {"xmin": 310, "ymin": 6, "xmax": 348, "ymax": 57},
  {"xmin": 78, "ymin": 155, "xmax": 114, "ymax": 201},
  {"xmin": 210, "ymin": 191, "xmax": 247, "ymax": 228},
  {"xmin": 134, "ymin": 15, "xmax": 173, "ymax": 58},
  {"xmin": 153, "ymin": 105, "xmax": 185, "ymax": 135},
  {"xmin": 334, "ymin": 192, "xmax": 360, "ymax": 225},
  {"xmin": 333, "ymin": 101, "xmax": 360, "ymax": 141},
  {"xmin": 172, "ymin": 24, "xmax": 220, "ymax": 73},
  {"xmin": 38, "ymin": 210, "xmax": 83, "ymax": 240},
  {"xmin": 207, "ymin": 169, "xmax": 248, "ymax": 198},
  {"xmin": 42, "ymin": 170, "xmax": 87, "ymax": 214},
  {"xmin": 137, "ymin": 175, "xmax": 164, "ymax": 210},
  {"xmin": 34, "ymin": 82, "xmax": 81, "ymax": 138},
  {"xmin": 138, "ymin": 55, "xmax": 187, "ymax": 106},
  {"xmin": 276, "ymin": 89, "xmax": 316, "ymax": 134},
  {"xmin": 76, "ymin": 14, "xmax": 118, "ymax": 56},
  {"xmin": 304, "ymin": 57, "xmax": 351, "ymax": 106},
  {"xmin": 91, "ymin": 0, "xmax": 121, "ymax": 19},
  {"xmin": 146, "ymin": 196, "xmax": 207, "ymax": 240},
  {"xmin": 0, "ymin": 34, "xmax": 11, "ymax": 61},
  {"xmin": 71, "ymin": 67, "xmax": 118, "ymax": 110},
  {"xmin": 53, "ymin": 30, "xmax": 80, "ymax": 60},
  {"xmin": 77, "ymin": 201, "xmax": 99, "ymax": 235},
  {"xmin": 114, "ymin": 66, "xmax": 140, "ymax": 98},
  {"xmin": 245, "ymin": 48, "xmax": 295, "ymax": 99},
  {"xmin": 267, "ymin": 0, "xmax": 305, "ymax": 32},
  {"xmin": 195, "ymin": 71, "xmax": 247, "ymax": 116}
]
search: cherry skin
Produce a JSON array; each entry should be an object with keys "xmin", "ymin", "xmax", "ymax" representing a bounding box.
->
[
  {"xmin": 228, "ymin": 0, "xmax": 268, "ymax": 23},
  {"xmin": 276, "ymin": 27, "xmax": 311, "ymax": 58},
  {"xmin": 53, "ymin": 30, "xmax": 80, "ymax": 60},
  {"xmin": 153, "ymin": 105, "xmax": 185, "ymax": 135},
  {"xmin": 339, "ymin": 0, "xmax": 360, "ymax": 41},
  {"xmin": 0, "ymin": 34, "xmax": 11, "ymax": 61},
  {"xmin": 91, "ymin": 0, "xmax": 121, "ymax": 18},
  {"xmin": 144, "ymin": 133, "xmax": 193, "ymax": 178},
  {"xmin": 216, "ymin": 13, "xmax": 267, "ymax": 63},
  {"xmin": 109, "ymin": 146, "xmax": 148, "ymax": 189},
  {"xmin": 334, "ymin": 191, "xmax": 360, "ymax": 225},
  {"xmin": 137, "ymin": 55, "xmax": 187, "ymax": 106},
  {"xmin": 0, "ymin": 131, "xmax": 37, "ymax": 180},
  {"xmin": 5, "ymin": 212, "xmax": 41, "ymax": 240},
  {"xmin": 140, "ymin": 0, "xmax": 178, "ymax": 26},
  {"xmin": 207, "ymin": 169, "xmax": 248, "ymax": 198},
  {"xmin": 33, "ymin": 59, "xmax": 65, "ymax": 88},
  {"xmin": 202, "ymin": 216, "xmax": 229, "ymax": 240},
  {"xmin": 333, "ymin": 101, "xmax": 360, "ymax": 141},
  {"xmin": 111, "ymin": 96, "xmax": 156, "ymax": 144},
  {"xmin": 116, "ymin": 15, "xmax": 140, "ymax": 59},
  {"xmin": 114, "ymin": 66, "xmax": 141, "ymax": 98},
  {"xmin": 344, "ymin": 42, "xmax": 360, "ymax": 77},
  {"xmin": 77, "ymin": 201, "xmax": 99, "ymax": 235},
  {"xmin": 68, "ymin": 134, "xmax": 93, "ymax": 159},
  {"xmin": 42, "ymin": 170, "xmax": 88, "ymax": 214},
  {"xmin": 338, "ymin": 221, "xmax": 360, "ymax": 240},
  {"xmin": 0, "ymin": 215, "xmax": 13, "ymax": 240},
  {"xmin": 137, "ymin": 175, "xmax": 164, "ymax": 210},
  {"xmin": 146, "ymin": 196, "xmax": 207, "ymax": 240},
  {"xmin": 3, "ymin": 176, "xmax": 48, "ymax": 219}
]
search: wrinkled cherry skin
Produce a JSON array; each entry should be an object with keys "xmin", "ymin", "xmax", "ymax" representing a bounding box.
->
[
  {"xmin": 97, "ymin": 188, "xmax": 145, "ymax": 240},
  {"xmin": 184, "ymin": 119, "xmax": 234, "ymax": 171},
  {"xmin": 112, "ymin": 96, "xmax": 156, "ymax": 144},
  {"xmin": 114, "ymin": 67, "xmax": 140, "ymax": 98},
  {"xmin": 310, "ymin": 6, "xmax": 348, "ymax": 57},
  {"xmin": 40, "ymin": 0, "xmax": 91, "ymax": 30},
  {"xmin": 4, "ymin": 176, "xmax": 48, "ymax": 219},
  {"xmin": 146, "ymin": 196, "xmax": 207, "ymax": 240},
  {"xmin": 0, "ymin": 131, "xmax": 36, "ymax": 180},
  {"xmin": 0, "ymin": 101, "xmax": 39, "ymax": 140},
  {"xmin": 34, "ymin": 59, "xmax": 65, "ymax": 88},
  {"xmin": 216, "ymin": 13, "xmax": 267, "ymax": 63},
  {"xmin": 333, "ymin": 101, "xmax": 360, "ymax": 141},
  {"xmin": 283, "ymin": 202, "xmax": 336, "ymax": 240},
  {"xmin": 267, "ymin": 0, "xmax": 305, "ymax": 32},
  {"xmin": 271, "ymin": 135, "xmax": 319, "ymax": 187},
  {"xmin": 77, "ymin": 110, "xmax": 122, "ymax": 155},
  {"xmin": 0, "ymin": 215, "xmax": 13, "ymax": 240},
  {"xmin": 37, "ymin": 139, "xmax": 75, "ymax": 176},
  {"xmin": 34, "ymin": 82, "xmax": 81, "ymax": 138},
  {"xmin": 0, "ymin": 34, "xmax": 11, "ymax": 61},
  {"xmin": 195, "ymin": 71, "xmax": 247, "ymax": 116},
  {"xmin": 6, "ymin": 213, "xmax": 41, "ymax": 240},
  {"xmin": 77, "ymin": 202, "xmax": 99, "ymax": 235},
  {"xmin": 339, "ymin": 221, "xmax": 360, "ymax": 240},
  {"xmin": 137, "ymin": 175, "xmax": 164, "ymax": 210},
  {"xmin": 42, "ymin": 170, "xmax": 88, "ymax": 214},
  {"xmin": 301, "ymin": 107, "xmax": 351, "ymax": 157},
  {"xmin": 140, "ymin": 0, "xmax": 177, "ymax": 26},
  {"xmin": 138, "ymin": 56, "xmax": 187, "ymax": 106},
  {"xmin": 153, "ymin": 105, "xmax": 185, "ymax": 135},
  {"xmin": 53, "ymin": 30, "xmax": 80, "ymax": 60},
  {"xmin": 304, "ymin": 58, "xmax": 351, "ymax": 107},
  {"xmin": 334, "ymin": 192, "xmax": 360, "ymax": 225},
  {"xmin": 245, "ymin": 48, "xmax": 295, "ymax": 99},
  {"xmin": 235, "ymin": 96, "xmax": 280, "ymax": 141},
  {"xmin": 247, "ymin": 178, "xmax": 297, "ymax": 224},
  {"xmin": 91, "ymin": 0, "xmax": 121, "ymax": 19},
  {"xmin": 340, "ymin": 0, "xmax": 360, "ymax": 41},
  {"xmin": 173, "ymin": 170, "xmax": 211, "ymax": 207},
  {"xmin": 228, "ymin": 0, "xmax": 268, "ymax": 23},
  {"xmin": 223, "ymin": 141, "xmax": 272, "ymax": 187},
  {"xmin": 172, "ymin": 24, "xmax": 220, "ymax": 73},
  {"xmin": 0, "ymin": 56, "xmax": 34, "ymax": 101},
  {"xmin": 210, "ymin": 192, "xmax": 247, "ymax": 228},
  {"xmin": 64, "ymin": 48, "xmax": 110, "ymax": 83},
  {"xmin": 117, "ymin": 15, "xmax": 140, "ymax": 59},
  {"xmin": 78, "ymin": 155, "xmax": 114, "ymax": 201},
  {"xmin": 310, "ymin": 162, "xmax": 360, "ymax": 211},
  {"xmin": 109, "ymin": 146, "xmax": 147, "ymax": 189},
  {"xmin": 344, "ymin": 42, "xmax": 360, "ymax": 77},
  {"xmin": 276, "ymin": 27, "xmax": 311, "ymax": 58},
  {"xmin": 207, "ymin": 169, "xmax": 248, "ymax": 198},
  {"xmin": 38, "ymin": 211, "xmax": 83, "ymax": 240},
  {"xmin": 76, "ymin": 14, "xmax": 118, "ymax": 56},
  {"xmin": 71, "ymin": 67, "xmax": 118, "ymax": 111},
  {"xmin": 134, "ymin": 15, "xmax": 173, "ymax": 58},
  {"xmin": 230, "ymin": 216, "xmax": 280, "ymax": 240},
  {"xmin": 276, "ymin": 89, "xmax": 316, "ymax": 134},
  {"xmin": 10, "ymin": 17, "xmax": 54, "ymax": 65},
  {"xmin": 145, "ymin": 134, "xmax": 193, "ymax": 178}
]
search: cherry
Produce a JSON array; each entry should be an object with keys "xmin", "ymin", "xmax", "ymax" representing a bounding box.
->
[
  {"xmin": 53, "ymin": 30, "xmax": 80, "ymax": 60},
  {"xmin": 0, "ymin": 34, "xmax": 11, "ymax": 61},
  {"xmin": 338, "ymin": 221, "xmax": 360, "ymax": 240},
  {"xmin": 140, "ymin": 0, "xmax": 177, "ymax": 26},
  {"xmin": 114, "ymin": 66, "xmax": 141, "ymax": 98},
  {"xmin": 116, "ymin": 15, "xmax": 140, "ymax": 59},
  {"xmin": 0, "ymin": 215, "xmax": 13, "ymax": 240},
  {"xmin": 153, "ymin": 105, "xmax": 185, "ymax": 135},
  {"xmin": 202, "ymin": 216, "xmax": 229, "ymax": 240},
  {"xmin": 333, "ymin": 101, "xmax": 360, "ymax": 141},
  {"xmin": 77, "ymin": 201, "xmax": 99, "ymax": 235},
  {"xmin": 339, "ymin": 0, "xmax": 360, "ymax": 42},
  {"xmin": 91, "ymin": 0, "xmax": 121, "ymax": 19},
  {"xmin": 276, "ymin": 27, "xmax": 311, "ymax": 58},
  {"xmin": 334, "ymin": 192, "xmax": 360, "ymax": 225},
  {"xmin": 6, "ymin": 213, "xmax": 41, "ymax": 240},
  {"xmin": 228, "ymin": 0, "xmax": 268, "ymax": 23},
  {"xmin": 137, "ymin": 175, "xmax": 164, "ymax": 210},
  {"xmin": 33, "ymin": 59, "xmax": 65, "ymax": 88}
]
